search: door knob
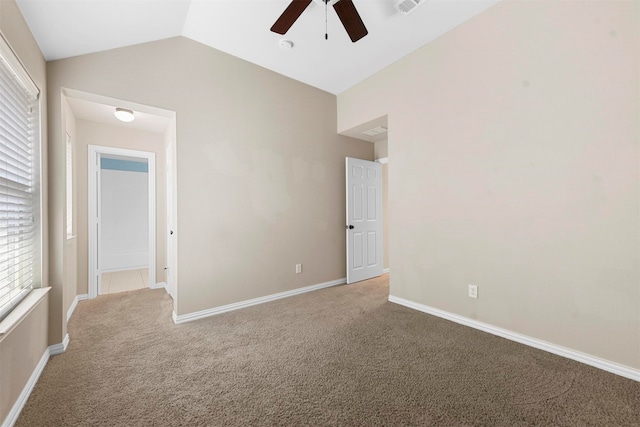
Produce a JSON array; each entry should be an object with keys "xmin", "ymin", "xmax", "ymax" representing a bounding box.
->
[{"xmin": 346, "ymin": 225, "xmax": 354, "ymax": 229}]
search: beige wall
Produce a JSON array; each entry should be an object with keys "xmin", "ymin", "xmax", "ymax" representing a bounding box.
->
[
  {"xmin": 0, "ymin": 0, "xmax": 49, "ymax": 423},
  {"xmin": 0, "ymin": 294, "xmax": 49, "ymax": 423},
  {"xmin": 374, "ymin": 141, "xmax": 389, "ymax": 269},
  {"xmin": 75, "ymin": 120, "xmax": 167, "ymax": 293},
  {"xmin": 47, "ymin": 36, "xmax": 373, "ymax": 317},
  {"xmin": 338, "ymin": 0, "xmax": 640, "ymax": 369},
  {"xmin": 374, "ymin": 140, "xmax": 388, "ymax": 160}
]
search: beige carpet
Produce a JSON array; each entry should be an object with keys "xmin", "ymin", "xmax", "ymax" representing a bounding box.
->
[{"xmin": 17, "ymin": 275, "xmax": 639, "ymax": 426}]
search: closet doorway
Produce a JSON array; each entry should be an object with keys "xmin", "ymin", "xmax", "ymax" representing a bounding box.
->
[{"xmin": 88, "ymin": 145, "xmax": 156, "ymax": 298}]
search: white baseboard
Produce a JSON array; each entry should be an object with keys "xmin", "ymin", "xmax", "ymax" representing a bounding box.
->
[
  {"xmin": 173, "ymin": 278, "xmax": 346, "ymax": 324},
  {"xmin": 383, "ymin": 268, "xmax": 390, "ymax": 274},
  {"xmin": 2, "ymin": 333, "xmax": 70, "ymax": 427},
  {"xmin": 388, "ymin": 295, "xmax": 640, "ymax": 382},
  {"xmin": 149, "ymin": 282, "xmax": 166, "ymax": 290},
  {"xmin": 49, "ymin": 333, "xmax": 69, "ymax": 356},
  {"xmin": 66, "ymin": 294, "xmax": 88, "ymax": 322},
  {"xmin": 149, "ymin": 282, "xmax": 174, "ymax": 300}
]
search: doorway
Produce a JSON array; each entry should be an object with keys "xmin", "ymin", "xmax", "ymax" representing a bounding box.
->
[
  {"xmin": 338, "ymin": 116, "xmax": 389, "ymax": 283},
  {"xmin": 88, "ymin": 146, "xmax": 156, "ymax": 298},
  {"xmin": 345, "ymin": 157, "xmax": 383, "ymax": 284}
]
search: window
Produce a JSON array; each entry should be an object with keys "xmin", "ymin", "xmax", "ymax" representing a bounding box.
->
[
  {"xmin": 66, "ymin": 133, "xmax": 73, "ymax": 238},
  {"xmin": 0, "ymin": 34, "xmax": 41, "ymax": 321}
]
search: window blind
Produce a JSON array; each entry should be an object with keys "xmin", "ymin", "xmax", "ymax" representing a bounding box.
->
[{"xmin": 0, "ymin": 34, "xmax": 40, "ymax": 321}]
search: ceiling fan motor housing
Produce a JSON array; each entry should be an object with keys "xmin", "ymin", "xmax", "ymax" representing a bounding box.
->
[{"xmin": 271, "ymin": 0, "xmax": 368, "ymax": 43}]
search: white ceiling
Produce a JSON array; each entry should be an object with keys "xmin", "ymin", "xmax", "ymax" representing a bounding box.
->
[{"xmin": 16, "ymin": 0, "xmax": 499, "ymax": 95}]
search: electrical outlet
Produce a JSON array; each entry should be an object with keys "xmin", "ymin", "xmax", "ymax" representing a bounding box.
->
[
  {"xmin": 296, "ymin": 264, "xmax": 302, "ymax": 274},
  {"xmin": 468, "ymin": 284, "xmax": 478, "ymax": 299}
]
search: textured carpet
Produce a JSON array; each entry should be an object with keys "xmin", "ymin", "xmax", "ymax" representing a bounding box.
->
[{"xmin": 17, "ymin": 275, "xmax": 640, "ymax": 426}]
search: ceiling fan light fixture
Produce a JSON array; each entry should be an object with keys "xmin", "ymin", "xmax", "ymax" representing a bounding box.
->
[
  {"xmin": 279, "ymin": 39, "xmax": 294, "ymax": 50},
  {"xmin": 114, "ymin": 107, "xmax": 135, "ymax": 122}
]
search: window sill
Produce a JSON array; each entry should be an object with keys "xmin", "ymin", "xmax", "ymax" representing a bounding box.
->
[{"xmin": 0, "ymin": 287, "xmax": 51, "ymax": 341}]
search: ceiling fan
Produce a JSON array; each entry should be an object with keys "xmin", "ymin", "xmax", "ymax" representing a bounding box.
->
[{"xmin": 270, "ymin": 0, "xmax": 368, "ymax": 43}]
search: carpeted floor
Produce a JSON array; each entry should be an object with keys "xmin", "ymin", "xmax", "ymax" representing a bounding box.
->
[{"xmin": 16, "ymin": 275, "xmax": 640, "ymax": 426}]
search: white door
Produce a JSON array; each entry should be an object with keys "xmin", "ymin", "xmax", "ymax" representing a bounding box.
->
[{"xmin": 346, "ymin": 157, "xmax": 383, "ymax": 284}]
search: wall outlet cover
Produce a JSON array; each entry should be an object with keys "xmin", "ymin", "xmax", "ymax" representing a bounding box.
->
[{"xmin": 468, "ymin": 284, "xmax": 478, "ymax": 299}]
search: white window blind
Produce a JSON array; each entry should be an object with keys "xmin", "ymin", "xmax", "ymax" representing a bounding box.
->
[{"xmin": 0, "ymin": 34, "xmax": 40, "ymax": 321}]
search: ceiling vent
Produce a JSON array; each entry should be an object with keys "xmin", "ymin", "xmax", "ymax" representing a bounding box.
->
[
  {"xmin": 394, "ymin": 0, "xmax": 425, "ymax": 15},
  {"xmin": 361, "ymin": 126, "xmax": 388, "ymax": 137}
]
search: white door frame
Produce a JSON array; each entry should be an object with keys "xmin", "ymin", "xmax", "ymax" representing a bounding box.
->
[
  {"xmin": 164, "ymin": 118, "xmax": 177, "ymax": 301},
  {"xmin": 88, "ymin": 145, "xmax": 157, "ymax": 298}
]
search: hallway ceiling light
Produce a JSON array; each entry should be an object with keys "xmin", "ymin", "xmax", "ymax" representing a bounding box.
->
[{"xmin": 114, "ymin": 107, "xmax": 135, "ymax": 122}]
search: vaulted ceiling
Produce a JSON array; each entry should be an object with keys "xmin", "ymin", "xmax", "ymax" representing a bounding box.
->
[{"xmin": 16, "ymin": 0, "xmax": 499, "ymax": 94}]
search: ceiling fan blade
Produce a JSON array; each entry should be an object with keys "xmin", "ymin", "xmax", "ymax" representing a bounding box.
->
[
  {"xmin": 333, "ymin": 0, "xmax": 368, "ymax": 42},
  {"xmin": 271, "ymin": 0, "xmax": 313, "ymax": 35}
]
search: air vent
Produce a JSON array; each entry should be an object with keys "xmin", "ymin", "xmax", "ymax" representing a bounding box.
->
[
  {"xmin": 361, "ymin": 126, "xmax": 388, "ymax": 137},
  {"xmin": 394, "ymin": 0, "xmax": 424, "ymax": 15}
]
